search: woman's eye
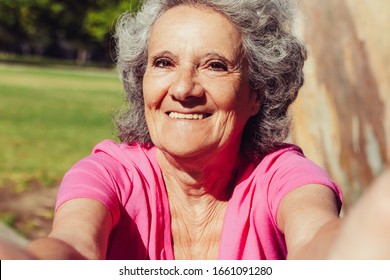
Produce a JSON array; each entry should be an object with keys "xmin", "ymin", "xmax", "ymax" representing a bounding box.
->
[
  {"xmin": 208, "ymin": 61, "xmax": 228, "ymax": 71},
  {"xmin": 154, "ymin": 58, "xmax": 173, "ymax": 68}
]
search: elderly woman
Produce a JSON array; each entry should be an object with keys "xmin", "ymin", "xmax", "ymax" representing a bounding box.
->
[
  {"xmin": 5, "ymin": 0, "xmax": 340, "ymax": 260},
  {"xmin": 48, "ymin": 0, "xmax": 343, "ymax": 260},
  {"xmin": 3, "ymin": 0, "xmax": 389, "ymax": 260}
]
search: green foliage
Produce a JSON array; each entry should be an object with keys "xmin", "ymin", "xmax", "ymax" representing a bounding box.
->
[
  {"xmin": 0, "ymin": 0, "xmax": 54, "ymax": 44},
  {"xmin": 0, "ymin": 0, "xmax": 142, "ymax": 62},
  {"xmin": 85, "ymin": 0, "xmax": 142, "ymax": 42}
]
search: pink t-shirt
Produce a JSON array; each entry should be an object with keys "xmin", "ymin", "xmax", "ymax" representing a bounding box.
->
[{"xmin": 56, "ymin": 140, "xmax": 342, "ymax": 260}]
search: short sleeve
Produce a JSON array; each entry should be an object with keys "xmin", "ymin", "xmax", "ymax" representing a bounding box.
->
[
  {"xmin": 55, "ymin": 153, "xmax": 126, "ymax": 227},
  {"xmin": 265, "ymin": 148, "xmax": 343, "ymax": 228}
]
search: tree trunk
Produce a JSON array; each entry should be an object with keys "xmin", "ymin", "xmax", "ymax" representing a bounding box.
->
[{"xmin": 291, "ymin": 0, "xmax": 390, "ymax": 211}]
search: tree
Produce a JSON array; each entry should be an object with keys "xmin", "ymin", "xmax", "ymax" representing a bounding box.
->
[
  {"xmin": 0, "ymin": 0, "xmax": 53, "ymax": 54},
  {"xmin": 0, "ymin": 0, "xmax": 141, "ymax": 64}
]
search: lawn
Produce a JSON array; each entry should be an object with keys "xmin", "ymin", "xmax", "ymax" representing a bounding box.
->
[{"xmin": 0, "ymin": 63, "xmax": 123, "ymax": 191}]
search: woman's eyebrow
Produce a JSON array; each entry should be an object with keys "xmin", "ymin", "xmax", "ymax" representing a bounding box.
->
[
  {"xmin": 203, "ymin": 52, "xmax": 232, "ymax": 63},
  {"xmin": 149, "ymin": 50, "xmax": 176, "ymax": 62},
  {"xmin": 201, "ymin": 52, "xmax": 243, "ymax": 68}
]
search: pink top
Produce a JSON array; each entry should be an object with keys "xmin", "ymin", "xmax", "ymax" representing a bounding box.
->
[{"xmin": 56, "ymin": 140, "xmax": 342, "ymax": 260}]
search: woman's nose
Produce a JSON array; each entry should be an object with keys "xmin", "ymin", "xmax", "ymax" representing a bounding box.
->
[{"xmin": 168, "ymin": 66, "xmax": 204, "ymax": 101}]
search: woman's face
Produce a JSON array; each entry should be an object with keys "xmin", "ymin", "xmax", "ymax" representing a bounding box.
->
[{"xmin": 143, "ymin": 5, "xmax": 261, "ymax": 159}]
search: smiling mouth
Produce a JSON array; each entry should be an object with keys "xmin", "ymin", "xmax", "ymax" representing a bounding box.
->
[{"xmin": 168, "ymin": 112, "xmax": 211, "ymax": 120}]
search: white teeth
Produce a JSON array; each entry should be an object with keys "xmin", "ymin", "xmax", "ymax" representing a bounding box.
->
[{"xmin": 168, "ymin": 112, "xmax": 207, "ymax": 120}]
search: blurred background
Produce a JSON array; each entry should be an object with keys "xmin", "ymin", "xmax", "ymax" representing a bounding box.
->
[
  {"xmin": 292, "ymin": 0, "xmax": 390, "ymax": 212},
  {"xmin": 0, "ymin": 0, "xmax": 141, "ymax": 242},
  {"xmin": 0, "ymin": 0, "xmax": 389, "ymax": 243},
  {"xmin": 0, "ymin": 0, "xmax": 141, "ymax": 65}
]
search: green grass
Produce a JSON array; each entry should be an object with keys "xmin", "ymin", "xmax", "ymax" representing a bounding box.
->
[{"xmin": 0, "ymin": 63, "xmax": 123, "ymax": 190}]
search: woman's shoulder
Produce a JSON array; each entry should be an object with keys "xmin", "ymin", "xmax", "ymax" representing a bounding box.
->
[
  {"xmin": 249, "ymin": 143, "xmax": 342, "ymax": 208},
  {"xmin": 91, "ymin": 139, "xmax": 158, "ymax": 170},
  {"xmin": 60, "ymin": 139, "xmax": 160, "ymax": 199},
  {"xmin": 56, "ymin": 140, "xmax": 161, "ymax": 223},
  {"xmin": 250, "ymin": 143, "xmax": 307, "ymax": 174},
  {"xmin": 264, "ymin": 143, "xmax": 304, "ymax": 160},
  {"xmin": 241, "ymin": 143, "xmax": 338, "ymax": 195}
]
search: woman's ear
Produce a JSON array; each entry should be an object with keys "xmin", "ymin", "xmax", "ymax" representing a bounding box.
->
[{"xmin": 250, "ymin": 90, "xmax": 262, "ymax": 116}]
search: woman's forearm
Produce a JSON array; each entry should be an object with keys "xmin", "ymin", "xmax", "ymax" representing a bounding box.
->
[
  {"xmin": 328, "ymin": 169, "xmax": 390, "ymax": 259},
  {"xmin": 0, "ymin": 238, "xmax": 35, "ymax": 260},
  {"xmin": 0, "ymin": 236, "xmax": 87, "ymax": 260},
  {"xmin": 298, "ymin": 169, "xmax": 390, "ymax": 260},
  {"xmin": 26, "ymin": 237, "xmax": 87, "ymax": 260},
  {"xmin": 287, "ymin": 218, "xmax": 341, "ymax": 259}
]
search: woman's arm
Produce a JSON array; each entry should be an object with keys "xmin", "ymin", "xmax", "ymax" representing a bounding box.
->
[
  {"xmin": 277, "ymin": 184, "xmax": 341, "ymax": 259},
  {"xmin": 30, "ymin": 198, "xmax": 112, "ymax": 260},
  {"xmin": 278, "ymin": 169, "xmax": 390, "ymax": 259},
  {"xmin": 0, "ymin": 238, "xmax": 35, "ymax": 259},
  {"xmin": 328, "ymin": 169, "xmax": 390, "ymax": 259},
  {"xmin": 1, "ymin": 198, "xmax": 113, "ymax": 260}
]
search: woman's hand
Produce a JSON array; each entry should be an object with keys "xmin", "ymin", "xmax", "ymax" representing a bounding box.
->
[
  {"xmin": 1, "ymin": 198, "xmax": 112, "ymax": 260},
  {"xmin": 329, "ymin": 168, "xmax": 390, "ymax": 259},
  {"xmin": 0, "ymin": 238, "xmax": 35, "ymax": 260}
]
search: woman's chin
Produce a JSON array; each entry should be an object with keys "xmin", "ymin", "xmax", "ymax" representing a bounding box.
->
[{"xmin": 157, "ymin": 142, "xmax": 216, "ymax": 161}]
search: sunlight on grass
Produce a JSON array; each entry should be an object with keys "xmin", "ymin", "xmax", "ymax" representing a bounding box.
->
[{"xmin": 0, "ymin": 64, "xmax": 124, "ymax": 190}]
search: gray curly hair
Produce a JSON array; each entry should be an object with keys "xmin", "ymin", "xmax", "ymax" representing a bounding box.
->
[{"xmin": 114, "ymin": 0, "xmax": 307, "ymax": 161}]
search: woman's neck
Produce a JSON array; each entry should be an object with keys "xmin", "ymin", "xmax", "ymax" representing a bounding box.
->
[
  {"xmin": 156, "ymin": 148, "xmax": 242, "ymax": 259},
  {"xmin": 156, "ymin": 147, "xmax": 241, "ymax": 202}
]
